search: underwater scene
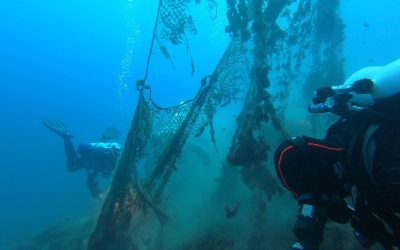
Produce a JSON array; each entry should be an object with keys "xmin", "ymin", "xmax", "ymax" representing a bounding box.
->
[{"xmin": 1, "ymin": 0, "xmax": 400, "ymax": 249}]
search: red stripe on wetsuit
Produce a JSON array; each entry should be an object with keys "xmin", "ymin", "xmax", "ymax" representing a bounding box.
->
[{"xmin": 277, "ymin": 142, "xmax": 344, "ymax": 197}]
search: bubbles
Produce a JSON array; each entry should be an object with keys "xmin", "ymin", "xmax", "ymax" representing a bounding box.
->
[
  {"xmin": 115, "ymin": 0, "xmax": 142, "ymax": 116},
  {"xmin": 127, "ymin": 0, "xmax": 135, "ymax": 10},
  {"xmin": 117, "ymin": 1, "xmax": 141, "ymax": 91}
]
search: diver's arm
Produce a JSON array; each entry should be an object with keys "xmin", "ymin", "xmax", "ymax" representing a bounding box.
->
[
  {"xmin": 86, "ymin": 171, "xmax": 102, "ymax": 198},
  {"xmin": 291, "ymin": 201, "xmax": 327, "ymax": 250}
]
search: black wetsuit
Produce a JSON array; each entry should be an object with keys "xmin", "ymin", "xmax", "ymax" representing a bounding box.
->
[
  {"xmin": 274, "ymin": 111, "xmax": 400, "ymax": 249},
  {"xmin": 63, "ymin": 136, "xmax": 118, "ymax": 197}
]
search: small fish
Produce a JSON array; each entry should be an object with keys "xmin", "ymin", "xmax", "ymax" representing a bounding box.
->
[{"xmin": 363, "ymin": 22, "xmax": 370, "ymax": 28}]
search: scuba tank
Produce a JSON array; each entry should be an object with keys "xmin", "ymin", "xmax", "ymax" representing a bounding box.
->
[
  {"xmin": 309, "ymin": 58, "xmax": 400, "ymax": 114},
  {"xmin": 89, "ymin": 142, "xmax": 122, "ymax": 150},
  {"xmin": 338, "ymin": 59, "xmax": 400, "ymax": 107}
]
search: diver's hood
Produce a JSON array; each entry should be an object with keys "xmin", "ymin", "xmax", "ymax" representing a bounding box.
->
[{"xmin": 90, "ymin": 142, "xmax": 122, "ymax": 150}]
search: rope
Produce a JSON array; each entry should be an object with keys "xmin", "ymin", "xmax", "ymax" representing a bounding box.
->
[{"xmin": 142, "ymin": 0, "xmax": 163, "ymax": 86}]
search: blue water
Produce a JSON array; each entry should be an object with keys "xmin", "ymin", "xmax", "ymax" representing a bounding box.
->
[
  {"xmin": 0, "ymin": 1, "xmax": 131, "ymax": 246},
  {"xmin": 0, "ymin": 0, "xmax": 227, "ymax": 247},
  {"xmin": 0, "ymin": 0, "xmax": 400, "ymax": 248}
]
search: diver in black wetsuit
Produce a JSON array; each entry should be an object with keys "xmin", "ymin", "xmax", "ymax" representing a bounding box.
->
[
  {"xmin": 274, "ymin": 59, "xmax": 400, "ymax": 250},
  {"xmin": 43, "ymin": 120, "xmax": 122, "ymax": 198}
]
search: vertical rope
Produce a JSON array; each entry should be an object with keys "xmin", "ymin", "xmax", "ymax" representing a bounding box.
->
[{"xmin": 143, "ymin": 0, "xmax": 163, "ymax": 85}]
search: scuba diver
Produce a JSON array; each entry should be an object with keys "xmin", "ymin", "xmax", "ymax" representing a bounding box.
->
[
  {"xmin": 43, "ymin": 119, "xmax": 122, "ymax": 198},
  {"xmin": 274, "ymin": 58, "xmax": 400, "ymax": 250}
]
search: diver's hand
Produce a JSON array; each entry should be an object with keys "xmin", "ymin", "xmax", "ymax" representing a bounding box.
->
[{"xmin": 312, "ymin": 87, "xmax": 334, "ymax": 104}]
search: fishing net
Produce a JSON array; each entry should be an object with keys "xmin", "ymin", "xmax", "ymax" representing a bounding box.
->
[
  {"xmin": 86, "ymin": 0, "xmax": 345, "ymax": 249},
  {"xmin": 158, "ymin": 0, "xmax": 197, "ymax": 45},
  {"xmin": 9, "ymin": 0, "xmax": 384, "ymax": 248},
  {"xmin": 87, "ymin": 37, "xmax": 249, "ymax": 249},
  {"xmin": 150, "ymin": 0, "xmax": 198, "ymax": 75}
]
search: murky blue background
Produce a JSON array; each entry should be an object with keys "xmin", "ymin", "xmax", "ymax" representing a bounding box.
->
[{"xmin": 0, "ymin": 0, "xmax": 399, "ymax": 248}]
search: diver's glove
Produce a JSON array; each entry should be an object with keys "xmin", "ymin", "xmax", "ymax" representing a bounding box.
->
[
  {"xmin": 293, "ymin": 203, "xmax": 327, "ymax": 250},
  {"xmin": 312, "ymin": 87, "xmax": 334, "ymax": 105}
]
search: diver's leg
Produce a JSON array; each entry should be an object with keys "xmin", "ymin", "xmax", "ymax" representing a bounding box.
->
[
  {"xmin": 63, "ymin": 136, "xmax": 81, "ymax": 172},
  {"xmin": 86, "ymin": 171, "xmax": 102, "ymax": 198}
]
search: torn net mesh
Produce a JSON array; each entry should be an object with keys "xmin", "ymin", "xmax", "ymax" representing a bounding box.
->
[
  {"xmin": 158, "ymin": 0, "xmax": 196, "ymax": 45},
  {"xmin": 139, "ymin": 38, "xmax": 249, "ymax": 203}
]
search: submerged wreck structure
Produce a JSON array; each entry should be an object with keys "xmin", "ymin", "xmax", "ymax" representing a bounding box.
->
[{"xmin": 18, "ymin": 0, "xmax": 365, "ymax": 250}]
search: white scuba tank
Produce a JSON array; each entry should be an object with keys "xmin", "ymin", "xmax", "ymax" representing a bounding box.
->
[
  {"xmin": 338, "ymin": 59, "xmax": 400, "ymax": 107},
  {"xmin": 89, "ymin": 142, "xmax": 122, "ymax": 150},
  {"xmin": 372, "ymin": 58, "xmax": 400, "ymax": 99}
]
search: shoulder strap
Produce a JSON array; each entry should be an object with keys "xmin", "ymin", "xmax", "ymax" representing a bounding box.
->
[{"xmin": 362, "ymin": 123, "xmax": 381, "ymax": 185}]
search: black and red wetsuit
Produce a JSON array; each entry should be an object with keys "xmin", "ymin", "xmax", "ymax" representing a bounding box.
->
[{"xmin": 273, "ymin": 116, "xmax": 366, "ymax": 249}]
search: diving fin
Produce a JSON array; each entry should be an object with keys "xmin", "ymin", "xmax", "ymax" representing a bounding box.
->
[
  {"xmin": 42, "ymin": 119, "xmax": 72, "ymax": 138},
  {"xmin": 99, "ymin": 126, "xmax": 121, "ymax": 142}
]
